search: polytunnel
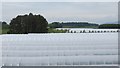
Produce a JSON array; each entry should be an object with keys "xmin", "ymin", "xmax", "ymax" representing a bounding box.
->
[{"xmin": 1, "ymin": 32, "xmax": 119, "ymax": 68}]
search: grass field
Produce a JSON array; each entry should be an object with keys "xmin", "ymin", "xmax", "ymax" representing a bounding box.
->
[
  {"xmin": 48, "ymin": 28, "xmax": 67, "ymax": 33},
  {"xmin": 2, "ymin": 29, "xmax": 9, "ymax": 34}
]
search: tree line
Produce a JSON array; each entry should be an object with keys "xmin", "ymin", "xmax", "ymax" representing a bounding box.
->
[
  {"xmin": 49, "ymin": 22, "xmax": 99, "ymax": 28},
  {"xmin": 1, "ymin": 13, "xmax": 120, "ymax": 34},
  {"xmin": 99, "ymin": 24, "xmax": 120, "ymax": 29}
]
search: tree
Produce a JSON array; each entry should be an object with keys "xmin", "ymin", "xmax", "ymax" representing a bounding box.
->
[
  {"xmin": 0, "ymin": 21, "xmax": 9, "ymax": 34},
  {"xmin": 49, "ymin": 22, "xmax": 62, "ymax": 28},
  {"xmin": 2, "ymin": 21, "xmax": 9, "ymax": 29},
  {"xmin": 8, "ymin": 13, "xmax": 48, "ymax": 34}
]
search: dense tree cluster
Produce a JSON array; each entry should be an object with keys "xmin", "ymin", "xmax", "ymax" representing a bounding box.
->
[
  {"xmin": 8, "ymin": 13, "xmax": 48, "ymax": 34},
  {"xmin": 99, "ymin": 24, "xmax": 120, "ymax": 29}
]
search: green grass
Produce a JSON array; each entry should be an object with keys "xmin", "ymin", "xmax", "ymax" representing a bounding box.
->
[
  {"xmin": 0, "ymin": 29, "xmax": 2, "ymax": 34},
  {"xmin": 1, "ymin": 28, "xmax": 67, "ymax": 34},
  {"xmin": 1, "ymin": 29, "xmax": 9, "ymax": 34},
  {"xmin": 48, "ymin": 28, "xmax": 67, "ymax": 33}
]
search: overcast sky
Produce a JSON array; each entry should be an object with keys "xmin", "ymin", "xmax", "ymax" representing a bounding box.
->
[{"xmin": 2, "ymin": 2, "xmax": 118, "ymax": 24}]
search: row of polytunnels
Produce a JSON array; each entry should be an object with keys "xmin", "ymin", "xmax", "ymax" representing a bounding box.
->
[{"xmin": 66, "ymin": 30, "xmax": 120, "ymax": 33}]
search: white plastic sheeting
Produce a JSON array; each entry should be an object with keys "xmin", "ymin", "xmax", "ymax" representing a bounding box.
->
[
  {"xmin": 2, "ymin": 32, "xmax": 118, "ymax": 66},
  {"xmin": 56, "ymin": 28, "xmax": 119, "ymax": 33}
]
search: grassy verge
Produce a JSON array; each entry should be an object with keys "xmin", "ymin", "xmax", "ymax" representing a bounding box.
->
[{"xmin": 1, "ymin": 28, "xmax": 67, "ymax": 34}]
